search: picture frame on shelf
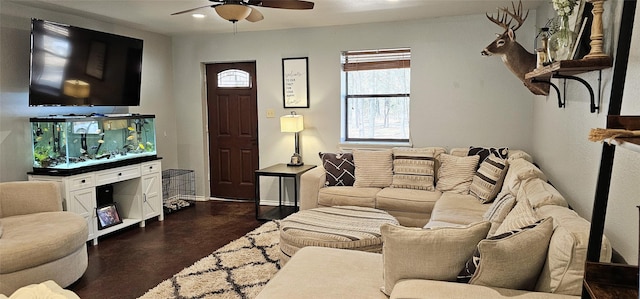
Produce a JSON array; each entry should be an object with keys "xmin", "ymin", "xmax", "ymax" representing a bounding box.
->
[
  {"xmin": 572, "ymin": 2, "xmax": 594, "ymax": 60},
  {"xmin": 571, "ymin": 17, "xmax": 589, "ymax": 60},
  {"xmin": 282, "ymin": 57, "xmax": 309, "ymax": 108},
  {"xmin": 96, "ymin": 203, "xmax": 122, "ymax": 230}
]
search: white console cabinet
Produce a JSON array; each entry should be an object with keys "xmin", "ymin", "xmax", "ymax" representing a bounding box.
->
[{"xmin": 29, "ymin": 159, "xmax": 164, "ymax": 245}]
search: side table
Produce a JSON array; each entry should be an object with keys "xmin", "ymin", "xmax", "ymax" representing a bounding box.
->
[{"xmin": 255, "ymin": 163, "xmax": 316, "ymax": 220}]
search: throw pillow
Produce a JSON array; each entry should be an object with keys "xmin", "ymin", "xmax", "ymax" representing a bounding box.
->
[
  {"xmin": 469, "ymin": 156, "xmax": 509, "ymax": 203},
  {"xmin": 493, "ymin": 197, "xmax": 539, "ymax": 236},
  {"xmin": 517, "ymin": 178, "xmax": 568, "ymax": 209},
  {"xmin": 391, "ymin": 148, "xmax": 437, "ymax": 191},
  {"xmin": 318, "ymin": 152, "xmax": 355, "ymax": 186},
  {"xmin": 500, "ymin": 158, "xmax": 548, "ymax": 196},
  {"xmin": 353, "ymin": 149, "xmax": 393, "ymax": 188},
  {"xmin": 482, "ymin": 191, "xmax": 517, "ymax": 236},
  {"xmin": 380, "ymin": 221, "xmax": 491, "ymax": 296},
  {"xmin": 458, "ymin": 217, "xmax": 553, "ymax": 290},
  {"xmin": 435, "ymin": 154, "xmax": 479, "ymax": 194},
  {"xmin": 468, "ymin": 146, "xmax": 509, "ymax": 167}
]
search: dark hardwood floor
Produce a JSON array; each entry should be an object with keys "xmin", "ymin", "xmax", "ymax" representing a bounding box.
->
[{"xmin": 68, "ymin": 200, "xmax": 272, "ymax": 299}]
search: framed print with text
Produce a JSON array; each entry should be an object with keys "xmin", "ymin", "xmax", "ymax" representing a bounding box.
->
[{"xmin": 282, "ymin": 57, "xmax": 309, "ymax": 108}]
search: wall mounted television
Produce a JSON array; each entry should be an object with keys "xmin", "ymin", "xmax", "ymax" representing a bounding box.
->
[{"xmin": 29, "ymin": 19, "xmax": 143, "ymax": 106}]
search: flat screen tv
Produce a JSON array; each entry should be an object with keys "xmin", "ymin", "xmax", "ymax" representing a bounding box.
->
[{"xmin": 29, "ymin": 19, "xmax": 143, "ymax": 106}]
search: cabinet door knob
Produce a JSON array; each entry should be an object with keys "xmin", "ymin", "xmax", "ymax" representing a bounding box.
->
[
  {"xmin": 118, "ymin": 173, "xmax": 122, "ymax": 176},
  {"xmin": 81, "ymin": 179, "xmax": 86, "ymax": 183}
]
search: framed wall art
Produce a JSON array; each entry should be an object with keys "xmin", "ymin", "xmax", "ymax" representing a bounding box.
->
[
  {"xmin": 282, "ymin": 57, "xmax": 309, "ymax": 108},
  {"xmin": 96, "ymin": 203, "xmax": 122, "ymax": 230}
]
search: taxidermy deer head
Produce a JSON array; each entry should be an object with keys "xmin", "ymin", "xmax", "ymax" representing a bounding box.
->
[{"xmin": 481, "ymin": 1, "xmax": 549, "ymax": 95}]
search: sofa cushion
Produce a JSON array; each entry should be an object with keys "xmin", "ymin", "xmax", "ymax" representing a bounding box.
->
[
  {"xmin": 494, "ymin": 197, "xmax": 539, "ymax": 236},
  {"xmin": 464, "ymin": 217, "xmax": 553, "ymax": 291},
  {"xmin": 317, "ymin": 186, "xmax": 379, "ymax": 208},
  {"xmin": 319, "ymin": 152, "xmax": 355, "ymax": 186},
  {"xmin": 391, "ymin": 148, "xmax": 439, "ymax": 191},
  {"xmin": 518, "ymin": 178, "xmax": 568, "ymax": 209},
  {"xmin": 435, "ymin": 154, "xmax": 479, "ymax": 195},
  {"xmin": 482, "ymin": 192, "xmax": 517, "ymax": 236},
  {"xmin": 376, "ymin": 188, "xmax": 441, "ymax": 214},
  {"xmin": 256, "ymin": 247, "xmax": 387, "ymax": 299},
  {"xmin": 468, "ymin": 146, "xmax": 509, "ymax": 167},
  {"xmin": 424, "ymin": 192, "xmax": 489, "ymax": 228},
  {"xmin": 380, "ymin": 221, "xmax": 490, "ymax": 295},
  {"xmin": 390, "ymin": 279, "xmax": 579, "ymax": 299},
  {"xmin": 501, "ymin": 159, "xmax": 547, "ymax": 196},
  {"xmin": 353, "ymin": 149, "xmax": 393, "ymax": 188},
  {"xmin": 535, "ymin": 205, "xmax": 612, "ymax": 295},
  {"xmin": 0, "ymin": 212, "xmax": 88, "ymax": 273},
  {"xmin": 469, "ymin": 156, "xmax": 509, "ymax": 203}
]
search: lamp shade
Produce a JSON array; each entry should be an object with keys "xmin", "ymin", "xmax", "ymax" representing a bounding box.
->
[
  {"xmin": 215, "ymin": 4, "xmax": 251, "ymax": 22},
  {"xmin": 63, "ymin": 80, "xmax": 90, "ymax": 98},
  {"xmin": 280, "ymin": 114, "xmax": 304, "ymax": 133}
]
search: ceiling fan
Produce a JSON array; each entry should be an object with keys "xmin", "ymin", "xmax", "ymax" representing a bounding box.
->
[{"xmin": 171, "ymin": 0, "xmax": 315, "ymax": 23}]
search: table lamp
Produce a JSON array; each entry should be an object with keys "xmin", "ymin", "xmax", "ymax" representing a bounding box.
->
[{"xmin": 280, "ymin": 111, "xmax": 304, "ymax": 166}]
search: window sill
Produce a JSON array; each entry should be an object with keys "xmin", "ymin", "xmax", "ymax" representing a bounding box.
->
[{"xmin": 338, "ymin": 141, "xmax": 412, "ymax": 151}]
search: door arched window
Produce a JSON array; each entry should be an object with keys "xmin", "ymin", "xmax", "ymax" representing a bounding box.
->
[{"xmin": 217, "ymin": 69, "xmax": 251, "ymax": 88}]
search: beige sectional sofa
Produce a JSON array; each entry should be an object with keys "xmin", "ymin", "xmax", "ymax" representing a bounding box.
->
[{"xmin": 257, "ymin": 147, "xmax": 612, "ymax": 299}]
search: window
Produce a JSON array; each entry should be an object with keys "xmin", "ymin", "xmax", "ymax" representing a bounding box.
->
[
  {"xmin": 342, "ymin": 48, "xmax": 410, "ymax": 142},
  {"xmin": 217, "ymin": 69, "xmax": 251, "ymax": 88}
]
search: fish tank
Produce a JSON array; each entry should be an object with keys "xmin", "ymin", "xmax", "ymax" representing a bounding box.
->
[{"xmin": 30, "ymin": 114, "xmax": 157, "ymax": 174}]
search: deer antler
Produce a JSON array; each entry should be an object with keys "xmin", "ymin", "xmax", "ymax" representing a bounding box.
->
[{"xmin": 486, "ymin": 0, "xmax": 529, "ymax": 32}]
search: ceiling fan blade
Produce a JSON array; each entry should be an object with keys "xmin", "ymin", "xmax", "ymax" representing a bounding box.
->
[
  {"xmin": 246, "ymin": 7, "xmax": 264, "ymax": 22},
  {"xmin": 248, "ymin": 0, "xmax": 314, "ymax": 10},
  {"xmin": 171, "ymin": 5, "xmax": 215, "ymax": 15}
]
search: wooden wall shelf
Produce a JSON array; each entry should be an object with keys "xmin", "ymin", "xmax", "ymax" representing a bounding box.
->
[
  {"xmin": 525, "ymin": 57, "xmax": 613, "ymax": 80},
  {"xmin": 525, "ymin": 57, "xmax": 613, "ymax": 113},
  {"xmin": 608, "ymin": 116, "xmax": 640, "ymax": 130},
  {"xmin": 584, "ymin": 262, "xmax": 638, "ymax": 299},
  {"xmin": 604, "ymin": 116, "xmax": 640, "ymax": 151}
]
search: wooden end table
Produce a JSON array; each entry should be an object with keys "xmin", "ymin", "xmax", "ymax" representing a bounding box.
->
[{"xmin": 255, "ymin": 163, "xmax": 316, "ymax": 220}]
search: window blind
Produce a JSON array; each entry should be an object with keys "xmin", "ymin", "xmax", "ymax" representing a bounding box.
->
[{"xmin": 342, "ymin": 48, "xmax": 411, "ymax": 72}]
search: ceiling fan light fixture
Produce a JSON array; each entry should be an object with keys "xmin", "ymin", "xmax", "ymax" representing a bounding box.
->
[{"xmin": 215, "ymin": 4, "xmax": 252, "ymax": 22}]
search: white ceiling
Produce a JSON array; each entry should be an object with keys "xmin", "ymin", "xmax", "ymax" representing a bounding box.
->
[{"xmin": 13, "ymin": 0, "xmax": 545, "ymax": 36}]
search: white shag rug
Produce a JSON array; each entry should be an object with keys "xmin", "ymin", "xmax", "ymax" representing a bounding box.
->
[{"xmin": 138, "ymin": 221, "xmax": 280, "ymax": 299}]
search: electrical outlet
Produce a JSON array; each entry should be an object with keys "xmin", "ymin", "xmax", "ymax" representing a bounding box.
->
[{"xmin": 266, "ymin": 109, "xmax": 275, "ymax": 118}]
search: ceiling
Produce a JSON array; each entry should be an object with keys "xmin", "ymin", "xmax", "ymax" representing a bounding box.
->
[{"xmin": 13, "ymin": 0, "xmax": 545, "ymax": 36}]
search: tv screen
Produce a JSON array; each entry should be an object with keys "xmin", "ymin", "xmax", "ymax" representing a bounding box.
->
[{"xmin": 29, "ymin": 19, "xmax": 143, "ymax": 106}]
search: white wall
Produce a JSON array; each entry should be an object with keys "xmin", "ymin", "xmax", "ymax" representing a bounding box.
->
[
  {"xmin": 172, "ymin": 14, "xmax": 537, "ymax": 202},
  {"xmin": 532, "ymin": 1, "xmax": 639, "ymax": 264},
  {"xmin": 0, "ymin": 2, "xmax": 178, "ymax": 182}
]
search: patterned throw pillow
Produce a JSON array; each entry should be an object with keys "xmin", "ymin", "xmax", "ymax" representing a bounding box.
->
[
  {"xmin": 457, "ymin": 218, "xmax": 553, "ymax": 291},
  {"xmin": 469, "ymin": 156, "xmax": 509, "ymax": 203},
  {"xmin": 319, "ymin": 152, "xmax": 355, "ymax": 186},
  {"xmin": 435, "ymin": 154, "xmax": 479, "ymax": 195},
  {"xmin": 468, "ymin": 146, "xmax": 509, "ymax": 168},
  {"xmin": 494, "ymin": 197, "xmax": 539, "ymax": 236},
  {"xmin": 391, "ymin": 148, "xmax": 437, "ymax": 191},
  {"xmin": 482, "ymin": 192, "xmax": 517, "ymax": 236},
  {"xmin": 353, "ymin": 149, "xmax": 393, "ymax": 188}
]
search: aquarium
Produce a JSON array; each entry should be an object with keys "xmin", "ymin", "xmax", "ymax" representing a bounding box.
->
[{"xmin": 30, "ymin": 115, "xmax": 157, "ymax": 174}]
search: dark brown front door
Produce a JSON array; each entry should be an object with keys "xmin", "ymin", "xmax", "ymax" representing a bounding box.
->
[{"xmin": 205, "ymin": 62, "xmax": 259, "ymax": 200}]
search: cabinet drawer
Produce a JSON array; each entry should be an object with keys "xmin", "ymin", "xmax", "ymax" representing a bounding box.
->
[
  {"xmin": 141, "ymin": 161, "xmax": 161, "ymax": 175},
  {"xmin": 68, "ymin": 174, "xmax": 95, "ymax": 191},
  {"xmin": 95, "ymin": 165, "xmax": 141, "ymax": 185}
]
